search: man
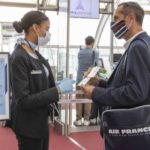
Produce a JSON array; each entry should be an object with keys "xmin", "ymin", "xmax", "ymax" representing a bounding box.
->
[
  {"xmin": 82, "ymin": 2, "xmax": 150, "ymax": 135},
  {"xmin": 75, "ymin": 36, "xmax": 99, "ymax": 126}
]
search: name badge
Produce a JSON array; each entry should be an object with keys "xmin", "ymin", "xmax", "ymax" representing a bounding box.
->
[{"xmin": 31, "ymin": 70, "xmax": 42, "ymax": 74}]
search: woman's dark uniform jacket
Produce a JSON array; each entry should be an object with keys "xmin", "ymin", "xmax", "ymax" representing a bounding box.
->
[
  {"xmin": 10, "ymin": 44, "xmax": 59, "ymax": 138},
  {"xmin": 91, "ymin": 32, "xmax": 150, "ymax": 134}
]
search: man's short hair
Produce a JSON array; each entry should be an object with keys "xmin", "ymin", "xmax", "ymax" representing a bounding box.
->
[
  {"xmin": 118, "ymin": 2, "xmax": 144, "ymax": 25},
  {"xmin": 85, "ymin": 36, "xmax": 95, "ymax": 45}
]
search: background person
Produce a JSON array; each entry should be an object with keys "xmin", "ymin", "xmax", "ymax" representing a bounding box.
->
[
  {"xmin": 11, "ymin": 10, "xmax": 74, "ymax": 150},
  {"xmin": 74, "ymin": 36, "xmax": 99, "ymax": 126},
  {"xmin": 81, "ymin": 2, "xmax": 150, "ymax": 136}
]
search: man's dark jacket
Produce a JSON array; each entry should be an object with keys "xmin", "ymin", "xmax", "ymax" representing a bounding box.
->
[{"xmin": 92, "ymin": 32, "xmax": 150, "ymax": 109}]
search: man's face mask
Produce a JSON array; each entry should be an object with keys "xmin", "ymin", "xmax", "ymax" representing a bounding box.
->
[
  {"xmin": 38, "ymin": 30, "xmax": 51, "ymax": 46},
  {"xmin": 110, "ymin": 19, "xmax": 129, "ymax": 39}
]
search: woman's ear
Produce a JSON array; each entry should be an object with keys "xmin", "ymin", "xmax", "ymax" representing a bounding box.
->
[{"xmin": 32, "ymin": 24, "xmax": 39, "ymax": 35}]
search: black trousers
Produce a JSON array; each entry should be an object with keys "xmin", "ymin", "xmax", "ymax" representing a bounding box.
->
[{"xmin": 16, "ymin": 134, "xmax": 49, "ymax": 150}]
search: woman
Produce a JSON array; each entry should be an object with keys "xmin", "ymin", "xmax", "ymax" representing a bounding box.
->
[{"xmin": 11, "ymin": 10, "xmax": 74, "ymax": 150}]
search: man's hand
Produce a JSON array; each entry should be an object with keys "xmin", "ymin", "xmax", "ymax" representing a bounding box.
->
[
  {"xmin": 81, "ymin": 85, "xmax": 95, "ymax": 99},
  {"xmin": 88, "ymin": 76, "xmax": 100, "ymax": 86}
]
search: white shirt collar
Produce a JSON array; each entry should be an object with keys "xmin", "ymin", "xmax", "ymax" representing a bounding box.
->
[{"xmin": 124, "ymin": 31, "xmax": 145, "ymax": 49}]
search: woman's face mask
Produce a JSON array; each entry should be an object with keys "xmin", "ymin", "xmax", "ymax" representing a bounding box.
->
[
  {"xmin": 38, "ymin": 30, "xmax": 51, "ymax": 46},
  {"xmin": 110, "ymin": 19, "xmax": 129, "ymax": 39},
  {"xmin": 33, "ymin": 22, "xmax": 50, "ymax": 46}
]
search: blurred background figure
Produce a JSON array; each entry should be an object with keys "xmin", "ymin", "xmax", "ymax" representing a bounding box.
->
[{"xmin": 74, "ymin": 35, "xmax": 99, "ymax": 126}]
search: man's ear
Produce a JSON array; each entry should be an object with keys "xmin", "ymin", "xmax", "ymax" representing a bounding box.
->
[{"xmin": 129, "ymin": 12, "xmax": 135, "ymax": 20}]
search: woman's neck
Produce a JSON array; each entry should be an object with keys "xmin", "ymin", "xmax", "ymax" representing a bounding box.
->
[
  {"xmin": 21, "ymin": 43, "xmax": 33, "ymax": 54},
  {"xmin": 25, "ymin": 34, "xmax": 37, "ymax": 45}
]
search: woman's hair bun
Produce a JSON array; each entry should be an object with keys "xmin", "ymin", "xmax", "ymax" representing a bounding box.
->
[{"xmin": 13, "ymin": 21, "xmax": 23, "ymax": 33}]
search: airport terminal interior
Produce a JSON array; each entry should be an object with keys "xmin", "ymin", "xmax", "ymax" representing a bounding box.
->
[{"xmin": 0, "ymin": 0, "xmax": 150, "ymax": 150}]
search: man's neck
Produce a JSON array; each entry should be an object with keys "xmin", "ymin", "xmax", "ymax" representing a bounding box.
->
[
  {"xmin": 86, "ymin": 45, "xmax": 93, "ymax": 49},
  {"xmin": 124, "ymin": 26, "xmax": 143, "ymax": 41}
]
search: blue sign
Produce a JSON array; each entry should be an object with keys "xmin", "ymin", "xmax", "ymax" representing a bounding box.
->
[
  {"xmin": 70, "ymin": 0, "xmax": 99, "ymax": 19},
  {"xmin": 0, "ymin": 59, "xmax": 5, "ymax": 115},
  {"xmin": 0, "ymin": 53, "xmax": 9, "ymax": 120}
]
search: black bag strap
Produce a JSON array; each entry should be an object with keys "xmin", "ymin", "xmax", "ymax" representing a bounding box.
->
[
  {"xmin": 122, "ymin": 38, "xmax": 150, "ymax": 77},
  {"xmin": 138, "ymin": 38, "xmax": 150, "ymax": 50}
]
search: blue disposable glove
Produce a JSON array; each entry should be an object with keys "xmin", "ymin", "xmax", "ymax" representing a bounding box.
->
[{"xmin": 58, "ymin": 78, "xmax": 75, "ymax": 94}]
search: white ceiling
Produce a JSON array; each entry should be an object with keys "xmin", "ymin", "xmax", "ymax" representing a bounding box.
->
[{"xmin": 0, "ymin": 0, "xmax": 149, "ymax": 12}]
